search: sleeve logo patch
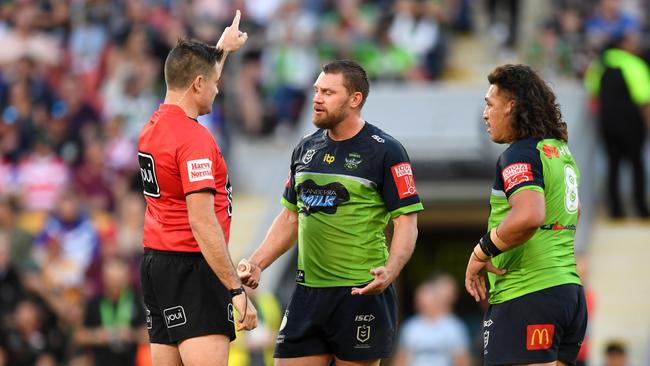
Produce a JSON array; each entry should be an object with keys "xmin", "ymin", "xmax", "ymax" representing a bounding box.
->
[
  {"xmin": 187, "ymin": 158, "xmax": 214, "ymax": 182},
  {"xmin": 542, "ymin": 144, "xmax": 560, "ymax": 159},
  {"xmin": 391, "ymin": 162, "xmax": 417, "ymax": 199},
  {"xmin": 502, "ymin": 163, "xmax": 533, "ymax": 192}
]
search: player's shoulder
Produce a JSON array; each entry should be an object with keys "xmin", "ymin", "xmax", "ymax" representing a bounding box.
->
[
  {"xmin": 362, "ymin": 122, "xmax": 404, "ymax": 151},
  {"xmin": 501, "ymin": 137, "xmax": 541, "ymax": 160}
]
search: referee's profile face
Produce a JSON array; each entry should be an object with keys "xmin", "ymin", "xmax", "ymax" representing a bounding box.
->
[
  {"xmin": 483, "ymin": 84, "xmax": 515, "ymax": 144},
  {"xmin": 196, "ymin": 63, "xmax": 222, "ymax": 116}
]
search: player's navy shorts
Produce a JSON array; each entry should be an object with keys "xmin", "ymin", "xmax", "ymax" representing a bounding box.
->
[
  {"xmin": 482, "ymin": 283, "xmax": 587, "ymax": 366},
  {"xmin": 140, "ymin": 248, "xmax": 235, "ymax": 344},
  {"xmin": 274, "ymin": 283, "xmax": 398, "ymax": 361}
]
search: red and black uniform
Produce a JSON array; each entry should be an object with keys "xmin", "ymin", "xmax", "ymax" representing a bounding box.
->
[
  {"xmin": 139, "ymin": 103, "xmax": 232, "ymax": 252},
  {"xmin": 138, "ymin": 104, "xmax": 235, "ymax": 344}
]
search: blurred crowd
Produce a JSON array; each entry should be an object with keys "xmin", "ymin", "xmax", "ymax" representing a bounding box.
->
[
  {"xmin": 525, "ymin": 0, "xmax": 650, "ymax": 79},
  {"xmin": 0, "ymin": 0, "xmax": 649, "ymax": 365}
]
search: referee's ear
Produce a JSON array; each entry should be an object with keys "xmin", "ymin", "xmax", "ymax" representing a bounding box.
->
[{"xmin": 192, "ymin": 75, "xmax": 204, "ymax": 93}]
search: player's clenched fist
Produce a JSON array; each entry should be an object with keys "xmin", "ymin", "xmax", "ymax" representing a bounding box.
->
[{"xmin": 237, "ymin": 258, "xmax": 261, "ymax": 289}]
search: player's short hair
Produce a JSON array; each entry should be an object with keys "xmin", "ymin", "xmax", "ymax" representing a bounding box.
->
[
  {"xmin": 164, "ymin": 38, "xmax": 224, "ymax": 90},
  {"xmin": 322, "ymin": 60, "xmax": 370, "ymax": 108},
  {"xmin": 488, "ymin": 64, "xmax": 569, "ymax": 142}
]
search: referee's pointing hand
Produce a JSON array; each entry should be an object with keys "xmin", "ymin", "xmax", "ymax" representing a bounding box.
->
[{"xmin": 217, "ymin": 10, "xmax": 248, "ymax": 52}]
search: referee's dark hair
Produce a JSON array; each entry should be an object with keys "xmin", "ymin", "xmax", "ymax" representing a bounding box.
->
[
  {"xmin": 164, "ymin": 38, "xmax": 224, "ymax": 90},
  {"xmin": 488, "ymin": 64, "xmax": 569, "ymax": 142},
  {"xmin": 322, "ymin": 60, "xmax": 370, "ymax": 108}
]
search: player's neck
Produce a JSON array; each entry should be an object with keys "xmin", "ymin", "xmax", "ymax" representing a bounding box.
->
[
  {"xmin": 164, "ymin": 90, "xmax": 199, "ymax": 119},
  {"xmin": 328, "ymin": 116, "xmax": 364, "ymax": 141}
]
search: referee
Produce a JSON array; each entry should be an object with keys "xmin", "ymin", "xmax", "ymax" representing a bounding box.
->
[{"xmin": 137, "ymin": 11, "xmax": 257, "ymax": 366}]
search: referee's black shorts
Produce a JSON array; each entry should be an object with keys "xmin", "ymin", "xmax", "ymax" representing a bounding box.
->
[
  {"xmin": 140, "ymin": 248, "xmax": 235, "ymax": 344},
  {"xmin": 275, "ymin": 283, "xmax": 398, "ymax": 361}
]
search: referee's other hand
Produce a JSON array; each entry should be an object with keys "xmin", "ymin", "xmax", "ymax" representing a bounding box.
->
[
  {"xmin": 217, "ymin": 9, "xmax": 248, "ymax": 52},
  {"xmin": 233, "ymin": 291, "xmax": 258, "ymax": 331}
]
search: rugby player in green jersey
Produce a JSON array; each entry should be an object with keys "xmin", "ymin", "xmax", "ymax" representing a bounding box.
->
[
  {"xmin": 239, "ymin": 60, "xmax": 424, "ymax": 366},
  {"xmin": 465, "ymin": 64, "xmax": 587, "ymax": 366}
]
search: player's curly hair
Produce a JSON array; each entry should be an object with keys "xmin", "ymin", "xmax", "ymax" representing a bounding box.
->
[{"xmin": 488, "ymin": 64, "xmax": 568, "ymax": 142}]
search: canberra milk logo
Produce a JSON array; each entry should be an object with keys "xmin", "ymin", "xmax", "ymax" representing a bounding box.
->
[
  {"xmin": 187, "ymin": 158, "xmax": 213, "ymax": 182},
  {"xmin": 297, "ymin": 180, "xmax": 350, "ymax": 216},
  {"xmin": 163, "ymin": 306, "xmax": 187, "ymax": 328}
]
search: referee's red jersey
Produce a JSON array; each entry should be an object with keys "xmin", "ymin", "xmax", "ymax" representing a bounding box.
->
[{"xmin": 137, "ymin": 104, "xmax": 232, "ymax": 252}]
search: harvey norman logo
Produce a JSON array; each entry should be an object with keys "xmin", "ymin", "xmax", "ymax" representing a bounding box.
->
[{"xmin": 187, "ymin": 158, "xmax": 213, "ymax": 182}]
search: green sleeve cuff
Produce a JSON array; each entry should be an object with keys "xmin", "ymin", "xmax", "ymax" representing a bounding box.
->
[
  {"xmin": 281, "ymin": 197, "xmax": 299, "ymax": 212},
  {"xmin": 389, "ymin": 202, "xmax": 424, "ymax": 219},
  {"xmin": 509, "ymin": 185, "xmax": 544, "ymax": 199}
]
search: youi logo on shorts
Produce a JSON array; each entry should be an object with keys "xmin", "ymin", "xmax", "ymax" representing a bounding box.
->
[{"xmin": 163, "ymin": 306, "xmax": 187, "ymax": 328}]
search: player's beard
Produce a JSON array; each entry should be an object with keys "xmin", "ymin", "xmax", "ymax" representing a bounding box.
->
[{"xmin": 312, "ymin": 105, "xmax": 348, "ymax": 130}]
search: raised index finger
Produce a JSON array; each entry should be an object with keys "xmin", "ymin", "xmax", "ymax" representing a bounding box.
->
[{"xmin": 231, "ymin": 9, "xmax": 241, "ymax": 29}]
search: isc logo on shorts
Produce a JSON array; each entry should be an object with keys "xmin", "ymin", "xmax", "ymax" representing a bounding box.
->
[{"xmin": 163, "ymin": 306, "xmax": 187, "ymax": 328}]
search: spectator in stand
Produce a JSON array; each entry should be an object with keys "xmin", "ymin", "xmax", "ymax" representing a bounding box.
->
[
  {"xmin": 393, "ymin": 273, "xmax": 471, "ymax": 366},
  {"xmin": 263, "ymin": 0, "xmax": 319, "ymax": 130},
  {"xmin": 389, "ymin": 0, "xmax": 446, "ymax": 79},
  {"xmin": 0, "ymin": 4, "xmax": 63, "ymax": 67},
  {"xmin": 15, "ymin": 136, "xmax": 69, "ymax": 212},
  {"xmin": 0, "ymin": 233, "xmax": 25, "ymax": 326},
  {"xmin": 1, "ymin": 80, "xmax": 43, "ymax": 162},
  {"xmin": 33, "ymin": 189, "xmax": 100, "ymax": 292},
  {"xmin": 0, "ymin": 198, "xmax": 34, "ymax": 272},
  {"xmin": 75, "ymin": 256, "xmax": 147, "ymax": 366},
  {"xmin": 74, "ymin": 138, "xmax": 115, "ymax": 213},
  {"xmin": 585, "ymin": 0, "xmax": 640, "ymax": 53},
  {"xmin": 603, "ymin": 341, "xmax": 627, "ymax": 366},
  {"xmin": 1, "ymin": 297, "xmax": 66, "ymax": 366},
  {"xmin": 320, "ymin": 0, "xmax": 378, "ymax": 60},
  {"xmin": 50, "ymin": 74, "xmax": 101, "ymax": 164}
]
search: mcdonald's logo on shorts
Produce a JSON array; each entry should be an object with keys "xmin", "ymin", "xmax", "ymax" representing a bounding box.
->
[{"xmin": 526, "ymin": 324, "xmax": 554, "ymax": 350}]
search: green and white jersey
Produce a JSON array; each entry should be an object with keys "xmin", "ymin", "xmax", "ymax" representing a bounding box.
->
[
  {"xmin": 487, "ymin": 137, "xmax": 582, "ymax": 304},
  {"xmin": 282, "ymin": 122, "xmax": 424, "ymax": 287}
]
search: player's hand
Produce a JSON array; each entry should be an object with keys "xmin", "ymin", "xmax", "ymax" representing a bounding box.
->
[
  {"xmin": 464, "ymin": 251, "xmax": 506, "ymax": 302},
  {"xmin": 232, "ymin": 291, "xmax": 258, "ymax": 331},
  {"xmin": 237, "ymin": 258, "xmax": 261, "ymax": 289},
  {"xmin": 351, "ymin": 266, "xmax": 393, "ymax": 295},
  {"xmin": 217, "ymin": 9, "xmax": 248, "ymax": 52}
]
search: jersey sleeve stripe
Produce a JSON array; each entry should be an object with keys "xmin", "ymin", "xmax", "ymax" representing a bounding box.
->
[
  {"xmin": 389, "ymin": 202, "xmax": 424, "ymax": 218},
  {"xmin": 507, "ymin": 184, "xmax": 544, "ymax": 199},
  {"xmin": 184, "ymin": 187, "xmax": 217, "ymax": 196},
  {"xmin": 281, "ymin": 197, "xmax": 299, "ymax": 212}
]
